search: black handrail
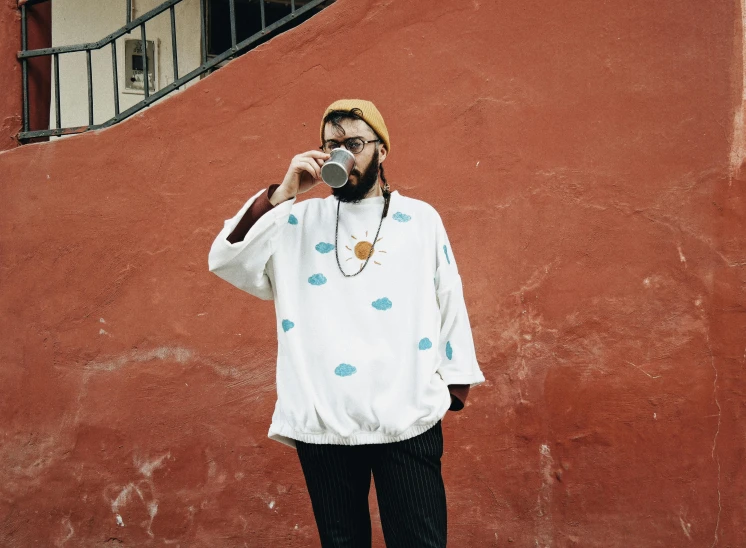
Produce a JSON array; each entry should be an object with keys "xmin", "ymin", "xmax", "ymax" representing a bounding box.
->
[{"xmin": 17, "ymin": 0, "xmax": 331, "ymax": 142}]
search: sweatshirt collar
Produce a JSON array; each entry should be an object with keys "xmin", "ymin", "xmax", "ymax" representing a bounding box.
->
[{"xmin": 336, "ymin": 190, "xmax": 399, "ymax": 208}]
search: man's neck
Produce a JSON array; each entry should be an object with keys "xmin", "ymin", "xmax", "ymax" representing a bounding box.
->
[{"xmin": 363, "ymin": 179, "xmax": 383, "ymax": 199}]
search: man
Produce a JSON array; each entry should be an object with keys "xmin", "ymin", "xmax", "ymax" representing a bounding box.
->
[{"xmin": 208, "ymin": 99, "xmax": 484, "ymax": 547}]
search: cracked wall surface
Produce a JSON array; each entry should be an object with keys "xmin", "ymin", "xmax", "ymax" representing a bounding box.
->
[{"xmin": 0, "ymin": 0, "xmax": 745, "ymax": 546}]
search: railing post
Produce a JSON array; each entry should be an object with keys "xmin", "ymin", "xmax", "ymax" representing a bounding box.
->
[
  {"xmin": 200, "ymin": 0, "xmax": 207, "ymax": 65},
  {"xmin": 21, "ymin": 4, "xmax": 29, "ymax": 133},
  {"xmin": 86, "ymin": 49, "xmax": 94, "ymax": 126},
  {"xmin": 140, "ymin": 24, "xmax": 150, "ymax": 98},
  {"xmin": 229, "ymin": 0, "xmax": 237, "ymax": 50},
  {"xmin": 53, "ymin": 53, "xmax": 61, "ymax": 129},
  {"xmin": 170, "ymin": 5, "xmax": 179, "ymax": 83},
  {"xmin": 111, "ymin": 43, "xmax": 120, "ymax": 117}
]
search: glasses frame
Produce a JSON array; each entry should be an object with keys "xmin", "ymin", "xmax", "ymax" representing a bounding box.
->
[{"xmin": 321, "ymin": 137, "xmax": 380, "ymax": 155}]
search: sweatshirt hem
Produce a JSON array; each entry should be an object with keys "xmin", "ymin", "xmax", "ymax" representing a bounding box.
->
[
  {"xmin": 438, "ymin": 372, "xmax": 486, "ymax": 387},
  {"xmin": 268, "ymin": 419, "xmax": 443, "ymax": 448}
]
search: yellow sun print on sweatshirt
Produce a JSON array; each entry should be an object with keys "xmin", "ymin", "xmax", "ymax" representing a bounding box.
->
[{"xmin": 345, "ymin": 230, "xmax": 387, "ymax": 268}]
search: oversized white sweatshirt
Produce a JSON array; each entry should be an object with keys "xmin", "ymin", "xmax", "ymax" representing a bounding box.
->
[{"xmin": 208, "ymin": 188, "xmax": 485, "ymax": 447}]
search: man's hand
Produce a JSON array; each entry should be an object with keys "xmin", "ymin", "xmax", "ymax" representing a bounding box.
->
[{"xmin": 270, "ymin": 150, "xmax": 330, "ymax": 206}]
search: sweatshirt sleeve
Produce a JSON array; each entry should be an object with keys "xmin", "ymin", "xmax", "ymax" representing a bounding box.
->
[
  {"xmin": 434, "ymin": 212, "xmax": 486, "ymax": 388},
  {"xmin": 208, "ymin": 187, "xmax": 296, "ymax": 301}
]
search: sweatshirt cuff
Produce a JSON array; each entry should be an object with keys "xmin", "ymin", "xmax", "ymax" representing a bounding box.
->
[
  {"xmin": 247, "ymin": 184, "xmax": 280, "ymax": 225},
  {"xmin": 266, "ymin": 184, "xmax": 280, "ymax": 201},
  {"xmin": 226, "ymin": 184, "xmax": 281, "ymax": 243},
  {"xmin": 448, "ymin": 384, "xmax": 470, "ymax": 411}
]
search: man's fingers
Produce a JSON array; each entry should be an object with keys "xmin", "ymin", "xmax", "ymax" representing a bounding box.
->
[
  {"xmin": 297, "ymin": 158, "xmax": 321, "ymax": 180},
  {"xmin": 287, "ymin": 151, "xmax": 327, "ymax": 186},
  {"xmin": 302, "ymin": 150, "xmax": 330, "ymax": 160},
  {"xmin": 298, "ymin": 158, "xmax": 320, "ymax": 176}
]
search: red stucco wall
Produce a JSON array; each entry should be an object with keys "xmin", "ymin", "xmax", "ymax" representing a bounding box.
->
[{"xmin": 1, "ymin": 0, "xmax": 745, "ymax": 546}]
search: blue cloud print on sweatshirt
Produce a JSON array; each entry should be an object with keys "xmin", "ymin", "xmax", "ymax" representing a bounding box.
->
[
  {"xmin": 288, "ymin": 214, "xmax": 298, "ymax": 225},
  {"xmin": 419, "ymin": 337, "xmax": 432, "ymax": 350},
  {"xmin": 308, "ymin": 273, "xmax": 327, "ymax": 286},
  {"xmin": 315, "ymin": 242, "xmax": 335, "ymax": 253},
  {"xmin": 445, "ymin": 341, "xmax": 453, "ymax": 360},
  {"xmin": 372, "ymin": 297, "xmax": 392, "ymax": 311},
  {"xmin": 282, "ymin": 320, "xmax": 295, "ymax": 332},
  {"xmin": 443, "ymin": 245, "xmax": 451, "ymax": 264},
  {"xmin": 392, "ymin": 212, "xmax": 411, "ymax": 223},
  {"xmin": 335, "ymin": 363, "xmax": 357, "ymax": 377}
]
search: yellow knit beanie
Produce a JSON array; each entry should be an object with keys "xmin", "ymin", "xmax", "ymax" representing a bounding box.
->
[{"xmin": 320, "ymin": 99, "xmax": 391, "ymax": 154}]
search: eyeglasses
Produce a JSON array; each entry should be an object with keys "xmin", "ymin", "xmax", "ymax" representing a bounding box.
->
[{"xmin": 321, "ymin": 137, "xmax": 380, "ymax": 154}]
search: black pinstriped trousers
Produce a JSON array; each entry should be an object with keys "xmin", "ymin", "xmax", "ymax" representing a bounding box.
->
[{"xmin": 295, "ymin": 421, "xmax": 447, "ymax": 548}]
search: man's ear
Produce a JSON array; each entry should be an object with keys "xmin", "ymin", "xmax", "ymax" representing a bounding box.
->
[{"xmin": 379, "ymin": 144, "xmax": 388, "ymax": 163}]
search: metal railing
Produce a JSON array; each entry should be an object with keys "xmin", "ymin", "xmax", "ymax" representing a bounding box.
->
[{"xmin": 16, "ymin": 0, "xmax": 331, "ymax": 142}]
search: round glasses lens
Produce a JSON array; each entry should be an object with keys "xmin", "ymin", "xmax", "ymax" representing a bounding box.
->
[
  {"xmin": 347, "ymin": 138, "xmax": 365, "ymax": 153},
  {"xmin": 323, "ymin": 141, "xmax": 340, "ymax": 153}
]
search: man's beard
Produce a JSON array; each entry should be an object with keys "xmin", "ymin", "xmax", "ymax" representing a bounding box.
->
[{"xmin": 333, "ymin": 149, "xmax": 379, "ymax": 203}]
